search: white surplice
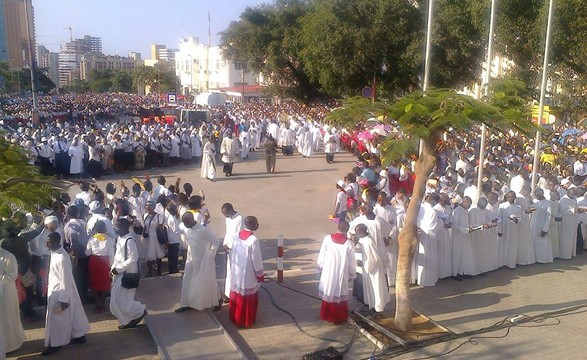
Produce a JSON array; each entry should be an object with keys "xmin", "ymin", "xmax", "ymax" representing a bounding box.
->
[
  {"xmin": 230, "ymin": 233, "xmax": 264, "ymax": 296},
  {"xmin": 484, "ymin": 204, "xmax": 500, "ymax": 272},
  {"xmin": 357, "ymin": 235, "xmax": 390, "ymax": 312},
  {"xmin": 223, "ymin": 213, "xmax": 243, "ymax": 298},
  {"xmin": 0, "ymin": 248, "xmax": 25, "ymax": 352},
  {"xmin": 110, "ymin": 235, "xmax": 146, "ymax": 326},
  {"xmin": 468, "ymin": 207, "xmax": 486, "ymax": 275},
  {"xmin": 416, "ymin": 202, "xmax": 439, "ymax": 286},
  {"xmin": 516, "ymin": 197, "xmax": 536, "ymax": 265},
  {"xmin": 45, "ymin": 247, "xmax": 90, "ymax": 347},
  {"xmin": 180, "ymin": 225, "xmax": 221, "ymax": 309},
  {"xmin": 531, "ymin": 198, "xmax": 553, "ymax": 263},
  {"xmin": 68, "ymin": 145, "xmax": 84, "ymax": 175},
  {"xmin": 433, "ymin": 203, "xmax": 453, "ymax": 279},
  {"xmin": 549, "ymin": 199, "xmax": 561, "ymax": 258},
  {"xmin": 498, "ymin": 202, "xmax": 522, "ymax": 268},
  {"xmin": 558, "ymin": 195, "xmax": 578, "ymax": 259},
  {"xmin": 317, "ymin": 235, "xmax": 356, "ymax": 303},
  {"xmin": 451, "ymin": 206, "xmax": 475, "ymax": 275}
]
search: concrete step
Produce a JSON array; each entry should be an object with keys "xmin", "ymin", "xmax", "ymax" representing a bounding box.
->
[{"xmin": 136, "ymin": 273, "xmax": 246, "ymax": 360}]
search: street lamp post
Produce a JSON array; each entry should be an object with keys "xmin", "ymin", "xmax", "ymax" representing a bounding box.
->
[
  {"xmin": 531, "ymin": 0, "xmax": 556, "ymax": 191},
  {"xmin": 22, "ymin": 0, "xmax": 39, "ymax": 127}
]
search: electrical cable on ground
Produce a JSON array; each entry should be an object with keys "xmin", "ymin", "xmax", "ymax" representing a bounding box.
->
[
  {"xmin": 366, "ymin": 303, "xmax": 587, "ymax": 360},
  {"xmin": 259, "ymin": 279, "xmax": 362, "ymax": 355}
]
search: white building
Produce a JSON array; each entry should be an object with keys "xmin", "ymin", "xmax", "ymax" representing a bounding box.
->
[
  {"xmin": 174, "ymin": 36, "xmax": 258, "ymax": 98},
  {"xmin": 460, "ymin": 54, "xmax": 515, "ymax": 98}
]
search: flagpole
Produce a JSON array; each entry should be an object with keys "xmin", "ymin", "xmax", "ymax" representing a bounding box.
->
[
  {"xmin": 476, "ymin": 0, "xmax": 497, "ymax": 198},
  {"xmin": 531, "ymin": 0, "xmax": 555, "ymax": 191},
  {"xmin": 420, "ymin": 0, "xmax": 434, "ymax": 155}
]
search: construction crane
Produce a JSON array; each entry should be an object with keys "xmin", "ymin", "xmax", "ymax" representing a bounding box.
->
[{"xmin": 63, "ymin": 27, "xmax": 73, "ymax": 42}]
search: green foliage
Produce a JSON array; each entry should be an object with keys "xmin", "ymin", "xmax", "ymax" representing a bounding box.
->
[
  {"xmin": 324, "ymin": 96, "xmax": 393, "ymax": 128},
  {"xmin": 0, "ymin": 134, "xmax": 57, "ymax": 217},
  {"xmin": 131, "ymin": 64, "xmax": 178, "ymax": 94},
  {"xmin": 300, "ymin": 0, "xmax": 421, "ymax": 97},
  {"xmin": 0, "ymin": 61, "xmax": 56, "ymax": 94},
  {"xmin": 220, "ymin": 0, "xmax": 321, "ymax": 99}
]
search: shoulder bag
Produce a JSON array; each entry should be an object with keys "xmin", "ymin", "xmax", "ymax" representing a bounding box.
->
[{"xmin": 121, "ymin": 237, "xmax": 140, "ymax": 289}]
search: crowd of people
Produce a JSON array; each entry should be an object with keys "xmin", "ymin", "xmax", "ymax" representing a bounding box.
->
[
  {"xmin": 0, "ymin": 173, "xmax": 268, "ymax": 356},
  {"xmin": 316, "ymin": 123, "xmax": 587, "ymax": 324},
  {"xmin": 5, "ymin": 92, "xmax": 587, "ymax": 355}
]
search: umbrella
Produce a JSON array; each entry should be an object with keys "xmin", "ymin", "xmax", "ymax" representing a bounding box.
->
[
  {"xmin": 373, "ymin": 124, "xmax": 394, "ymax": 132},
  {"xmin": 370, "ymin": 128, "xmax": 390, "ymax": 136},
  {"xmin": 357, "ymin": 130, "xmax": 373, "ymax": 140},
  {"xmin": 562, "ymin": 128, "xmax": 581, "ymax": 137}
]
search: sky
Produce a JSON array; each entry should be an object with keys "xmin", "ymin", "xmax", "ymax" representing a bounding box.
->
[{"xmin": 34, "ymin": 0, "xmax": 268, "ymax": 58}]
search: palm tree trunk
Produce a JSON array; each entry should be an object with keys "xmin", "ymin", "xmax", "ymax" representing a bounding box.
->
[{"xmin": 394, "ymin": 134, "xmax": 439, "ymax": 331}]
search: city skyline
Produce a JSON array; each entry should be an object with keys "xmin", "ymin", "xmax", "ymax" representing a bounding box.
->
[{"xmin": 33, "ymin": 0, "xmax": 267, "ymax": 58}]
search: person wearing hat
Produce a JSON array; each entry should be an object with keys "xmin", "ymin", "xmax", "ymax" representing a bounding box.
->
[{"xmin": 68, "ymin": 136, "xmax": 84, "ymax": 178}]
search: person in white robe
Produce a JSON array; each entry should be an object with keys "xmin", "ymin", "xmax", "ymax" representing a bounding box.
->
[
  {"xmin": 200, "ymin": 138, "xmax": 216, "ymax": 181},
  {"xmin": 452, "ymin": 196, "xmax": 475, "ymax": 276},
  {"xmin": 498, "ymin": 191, "xmax": 522, "ymax": 268},
  {"xmin": 559, "ymin": 188, "xmax": 579, "ymax": 259},
  {"xmin": 0, "ymin": 247, "xmax": 25, "ymax": 354},
  {"xmin": 469, "ymin": 198, "xmax": 489, "ymax": 275},
  {"xmin": 515, "ymin": 187, "xmax": 536, "ymax": 265},
  {"xmin": 110, "ymin": 218, "xmax": 147, "ymax": 329},
  {"xmin": 191, "ymin": 130, "xmax": 203, "ymax": 164},
  {"xmin": 373, "ymin": 192, "xmax": 397, "ymax": 287},
  {"xmin": 317, "ymin": 221, "xmax": 356, "ymax": 324},
  {"xmin": 220, "ymin": 203, "xmax": 243, "ymax": 300},
  {"xmin": 416, "ymin": 194, "xmax": 439, "ymax": 286},
  {"xmin": 301, "ymin": 128, "xmax": 314, "ymax": 158},
  {"xmin": 349, "ymin": 205, "xmax": 392, "ymax": 273},
  {"xmin": 354, "ymin": 224, "xmax": 390, "ymax": 313},
  {"xmin": 239, "ymin": 130, "xmax": 250, "ymax": 160},
  {"xmin": 175, "ymin": 212, "xmax": 222, "ymax": 312},
  {"xmin": 433, "ymin": 193, "xmax": 453, "ymax": 278},
  {"xmin": 68, "ymin": 139, "xmax": 84, "ymax": 176},
  {"xmin": 484, "ymin": 192, "xmax": 501, "ymax": 272},
  {"xmin": 549, "ymin": 190, "xmax": 562, "ymax": 258},
  {"xmin": 531, "ymin": 188, "xmax": 553, "ymax": 263},
  {"xmin": 42, "ymin": 232, "xmax": 90, "ymax": 356}
]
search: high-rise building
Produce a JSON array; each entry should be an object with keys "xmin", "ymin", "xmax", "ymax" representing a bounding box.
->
[
  {"xmin": 1, "ymin": 0, "xmax": 35, "ymax": 69},
  {"xmin": 159, "ymin": 48, "xmax": 177, "ymax": 61},
  {"xmin": 37, "ymin": 45, "xmax": 58, "ymax": 86},
  {"xmin": 79, "ymin": 53, "xmax": 137, "ymax": 80},
  {"xmin": 58, "ymin": 34, "xmax": 102, "ymax": 86},
  {"xmin": 128, "ymin": 51, "xmax": 141, "ymax": 61},
  {"xmin": 150, "ymin": 44, "xmax": 165, "ymax": 60},
  {"xmin": 63, "ymin": 35, "xmax": 101, "ymax": 54}
]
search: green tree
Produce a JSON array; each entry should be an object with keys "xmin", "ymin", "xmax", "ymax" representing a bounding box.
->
[
  {"xmin": 300, "ymin": 0, "xmax": 421, "ymax": 97},
  {"xmin": 0, "ymin": 134, "xmax": 65, "ymax": 235},
  {"xmin": 111, "ymin": 70, "xmax": 134, "ymax": 93},
  {"xmin": 220, "ymin": 0, "xmax": 321, "ymax": 100},
  {"xmin": 326, "ymin": 87, "xmax": 534, "ymax": 330}
]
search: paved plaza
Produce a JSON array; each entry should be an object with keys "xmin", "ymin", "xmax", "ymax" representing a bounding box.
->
[{"xmin": 8, "ymin": 150, "xmax": 587, "ymax": 359}]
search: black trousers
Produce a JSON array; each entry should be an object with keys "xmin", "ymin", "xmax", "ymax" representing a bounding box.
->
[
  {"xmin": 73, "ymin": 257, "xmax": 90, "ymax": 302},
  {"xmin": 167, "ymin": 243, "xmax": 180, "ymax": 274},
  {"xmin": 223, "ymin": 162, "xmax": 234, "ymax": 175},
  {"xmin": 326, "ymin": 153, "xmax": 335, "ymax": 163}
]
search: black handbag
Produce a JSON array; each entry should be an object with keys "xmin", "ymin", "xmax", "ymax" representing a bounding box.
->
[
  {"xmin": 121, "ymin": 237, "xmax": 140, "ymax": 289},
  {"xmin": 156, "ymin": 223, "xmax": 168, "ymax": 245}
]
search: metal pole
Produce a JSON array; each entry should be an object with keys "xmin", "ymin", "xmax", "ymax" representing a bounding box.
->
[
  {"xmin": 422, "ymin": 0, "xmax": 434, "ymax": 92},
  {"xmin": 23, "ymin": 0, "xmax": 39, "ymax": 127},
  {"xmin": 531, "ymin": 0, "xmax": 555, "ymax": 191},
  {"xmin": 476, "ymin": 0, "xmax": 498, "ymax": 199},
  {"xmin": 420, "ymin": 0, "xmax": 434, "ymax": 155}
]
